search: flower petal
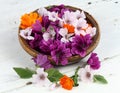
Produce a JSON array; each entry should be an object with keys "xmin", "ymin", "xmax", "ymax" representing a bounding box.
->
[
  {"xmin": 59, "ymin": 28, "xmax": 68, "ymax": 36},
  {"xmin": 43, "ymin": 33, "xmax": 50, "ymax": 41}
]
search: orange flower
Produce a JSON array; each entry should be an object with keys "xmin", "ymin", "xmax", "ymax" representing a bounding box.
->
[
  {"xmin": 63, "ymin": 24, "xmax": 75, "ymax": 33},
  {"xmin": 20, "ymin": 12, "xmax": 42, "ymax": 29},
  {"xmin": 60, "ymin": 75, "xmax": 74, "ymax": 90}
]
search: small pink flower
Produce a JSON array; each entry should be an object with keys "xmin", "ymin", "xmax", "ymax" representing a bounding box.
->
[
  {"xmin": 20, "ymin": 27, "xmax": 34, "ymax": 40},
  {"xmin": 86, "ymin": 27, "xmax": 96, "ymax": 37},
  {"xmin": 59, "ymin": 28, "xmax": 73, "ymax": 43},
  {"xmin": 49, "ymin": 83, "xmax": 60, "ymax": 90},
  {"xmin": 75, "ymin": 18, "xmax": 88, "ymax": 35},
  {"xmin": 74, "ymin": 10, "xmax": 86, "ymax": 19},
  {"xmin": 43, "ymin": 27, "xmax": 56, "ymax": 41},
  {"xmin": 62, "ymin": 11, "xmax": 76, "ymax": 25},
  {"xmin": 78, "ymin": 65, "xmax": 93, "ymax": 83},
  {"xmin": 48, "ymin": 12, "xmax": 59, "ymax": 22},
  {"xmin": 32, "ymin": 68, "xmax": 51, "ymax": 87},
  {"xmin": 37, "ymin": 7, "xmax": 48, "ymax": 16}
]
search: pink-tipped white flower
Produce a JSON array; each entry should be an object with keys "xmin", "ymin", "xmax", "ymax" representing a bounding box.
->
[
  {"xmin": 74, "ymin": 10, "xmax": 86, "ymax": 19},
  {"xmin": 48, "ymin": 12, "xmax": 59, "ymax": 22},
  {"xmin": 37, "ymin": 7, "xmax": 48, "ymax": 16},
  {"xmin": 62, "ymin": 11, "xmax": 76, "ymax": 25},
  {"xmin": 75, "ymin": 18, "xmax": 88, "ymax": 35},
  {"xmin": 78, "ymin": 65, "xmax": 94, "ymax": 83},
  {"xmin": 32, "ymin": 68, "xmax": 51, "ymax": 87},
  {"xmin": 49, "ymin": 83, "xmax": 60, "ymax": 91},
  {"xmin": 20, "ymin": 27, "xmax": 34, "ymax": 40},
  {"xmin": 59, "ymin": 28, "xmax": 73, "ymax": 43},
  {"xmin": 86, "ymin": 26, "xmax": 96, "ymax": 37},
  {"xmin": 43, "ymin": 27, "xmax": 56, "ymax": 41}
]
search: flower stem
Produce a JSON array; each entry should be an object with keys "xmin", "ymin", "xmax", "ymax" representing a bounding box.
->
[{"xmin": 71, "ymin": 66, "xmax": 80, "ymax": 87}]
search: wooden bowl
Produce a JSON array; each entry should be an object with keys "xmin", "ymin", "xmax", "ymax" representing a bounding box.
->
[{"xmin": 18, "ymin": 5, "xmax": 100, "ymax": 65}]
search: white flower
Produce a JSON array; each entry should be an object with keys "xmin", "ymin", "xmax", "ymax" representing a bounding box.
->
[
  {"xmin": 48, "ymin": 12, "xmax": 59, "ymax": 22},
  {"xmin": 86, "ymin": 27, "xmax": 96, "ymax": 37},
  {"xmin": 43, "ymin": 27, "xmax": 56, "ymax": 41},
  {"xmin": 37, "ymin": 7, "xmax": 48, "ymax": 16},
  {"xmin": 49, "ymin": 83, "xmax": 60, "ymax": 91},
  {"xmin": 62, "ymin": 11, "xmax": 77, "ymax": 25},
  {"xmin": 74, "ymin": 10, "xmax": 86, "ymax": 19},
  {"xmin": 58, "ymin": 18, "xmax": 64, "ymax": 27},
  {"xmin": 75, "ymin": 18, "xmax": 88, "ymax": 35},
  {"xmin": 32, "ymin": 68, "xmax": 51, "ymax": 87},
  {"xmin": 59, "ymin": 28, "xmax": 73, "ymax": 43},
  {"xmin": 20, "ymin": 27, "xmax": 34, "ymax": 40},
  {"xmin": 78, "ymin": 65, "xmax": 94, "ymax": 83}
]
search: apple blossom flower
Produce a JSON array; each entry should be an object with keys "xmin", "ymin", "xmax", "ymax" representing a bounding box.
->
[
  {"xmin": 75, "ymin": 18, "xmax": 88, "ymax": 36},
  {"xmin": 62, "ymin": 11, "xmax": 76, "ymax": 25},
  {"xmin": 48, "ymin": 11, "xmax": 59, "ymax": 22},
  {"xmin": 59, "ymin": 28, "xmax": 73, "ymax": 43},
  {"xmin": 43, "ymin": 26, "xmax": 56, "ymax": 41},
  {"xmin": 37, "ymin": 7, "xmax": 48, "ymax": 16},
  {"xmin": 49, "ymin": 83, "xmax": 60, "ymax": 90},
  {"xmin": 32, "ymin": 68, "xmax": 51, "ymax": 87},
  {"xmin": 78, "ymin": 65, "xmax": 93, "ymax": 83},
  {"xmin": 20, "ymin": 27, "xmax": 34, "ymax": 40},
  {"xmin": 86, "ymin": 26, "xmax": 96, "ymax": 37},
  {"xmin": 74, "ymin": 10, "xmax": 86, "ymax": 19}
]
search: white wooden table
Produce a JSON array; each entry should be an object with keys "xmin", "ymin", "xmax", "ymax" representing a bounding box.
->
[{"xmin": 0, "ymin": 0, "xmax": 120, "ymax": 93}]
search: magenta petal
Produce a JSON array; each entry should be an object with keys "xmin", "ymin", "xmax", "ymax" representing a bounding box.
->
[
  {"xmin": 33, "ymin": 54, "xmax": 54, "ymax": 70},
  {"xmin": 87, "ymin": 53, "xmax": 101, "ymax": 70},
  {"xmin": 61, "ymin": 59, "xmax": 68, "ymax": 65},
  {"xmin": 71, "ymin": 34, "xmax": 92, "ymax": 57},
  {"xmin": 50, "ymin": 40, "xmax": 71, "ymax": 65},
  {"xmin": 32, "ymin": 20, "xmax": 42, "ymax": 33}
]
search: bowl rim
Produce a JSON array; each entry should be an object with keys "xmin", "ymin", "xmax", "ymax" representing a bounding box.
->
[{"xmin": 18, "ymin": 5, "xmax": 100, "ymax": 64}]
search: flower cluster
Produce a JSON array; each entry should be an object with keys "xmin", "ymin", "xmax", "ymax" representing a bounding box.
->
[
  {"xmin": 19, "ymin": 4, "xmax": 96, "ymax": 65},
  {"xmin": 13, "ymin": 52, "xmax": 107, "ymax": 91},
  {"xmin": 31, "ymin": 53, "xmax": 102, "ymax": 90}
]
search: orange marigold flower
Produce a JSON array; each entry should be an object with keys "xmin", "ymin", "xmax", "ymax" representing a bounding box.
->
[
  {"xmin": 20, "ymin": 12, "xmax": 42, "ymax": 29},
  {"xmin": 60, "ymin": 75, "xmax": 74, "ymax": 90},
  {"xmin": 63, "ymin": 24, "xmax": 75, "ymax": 33}
]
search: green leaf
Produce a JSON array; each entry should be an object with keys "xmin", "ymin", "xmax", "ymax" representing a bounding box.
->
[
  {"xmin": 41, "ymin": 27, "xmax": 46, "ymax": 32},
  {"xmin": 71, "ymin": 66, "xmax": 80, "ymax": 87},
  {"xmin": 94, "ymin": 75, "xmax": 108, "ymax": 84},
  {"xmin": 46, "ymin": 68, "xmax": 63, "ymax": 82},
  {"xmin": 47, "ymin": 6, "xmax": 52, "ymax": 9},
  {"xmin": 13, "ymin": 67, "xmax": 36, "ymax": 79},
  {"xmin": 71, "ymin": 75, "xmax": 79, "ymax": 87}
]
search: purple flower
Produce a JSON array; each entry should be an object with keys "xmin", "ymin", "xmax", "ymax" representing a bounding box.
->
[
  {"xmin": 50, "ymin": 40, "xmax": 72, "ymax": 65},
  {"xmin": 32, "ymin": 20, "xmax": 42, "ymax": 33},
  {"xmin": 39, "ymin": 39, "xmax": 53, "ymax": 55},
  {"xmin": 41, "ymin": 16, "xmax": 50, "ymax": 29},
  {"xmin": 48, "ymin": 4, "xmax": 69, "ymax": 18},
  {"xmin": 29, "ymin": 33, "xmax": 42, "ymax": 51},
  {"xmin": 87, "ymin": 53, "xmax": 101, "ymax": 70},
  {"xmin": 71, "ymin": 34, "xmax": 92, "ymax": 57},
  {"xmin": 33, "ymin": 54, "xmax": 53, "ymax": 70},
  {"xmin": 50, "ymin": 20, "xmax": 60, "ymax": 28}
]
